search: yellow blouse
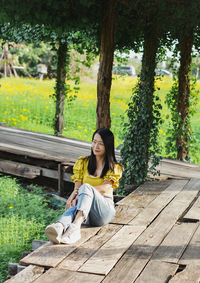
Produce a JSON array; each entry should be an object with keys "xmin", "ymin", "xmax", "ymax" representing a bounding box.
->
[{"xmin": 71, "ymin": 156, "xmax": 122, "ymax": 197}]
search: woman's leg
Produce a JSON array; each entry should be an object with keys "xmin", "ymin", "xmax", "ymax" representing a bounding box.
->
[
  {"xmin": 61, "ymin": 183, "xmax": 115, "ymax": 244},
  {"xmin": 45, "ymin": 206, "xmax": 77, "ymax": 243},
  {"xmin": 58, "ymin": 206, "xmax": 77, "ymax": 231},
  {"xmin": 76, "ymin": 183, "xmax": 115, "ymax": 226}
]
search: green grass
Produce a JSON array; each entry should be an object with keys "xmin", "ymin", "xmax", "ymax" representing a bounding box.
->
[
  {"xmin": 0, "ymin": 76, "xmax": 200, "ymax": 163},
  {"xmin": 0, "ymin": 176, "xmax": 65, "ymax": 283}
]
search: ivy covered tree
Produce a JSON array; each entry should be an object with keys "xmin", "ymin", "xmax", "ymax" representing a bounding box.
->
[
  {"xmin": 0, "ymin": 0, "xmax": 99, "ymax": 135},
  {"xmin": 165, "ymin": 0, "xmax": 200, "ymax": 161},
  {"xmin": 119, "ymin": 1, "xmax": 166, "ymax": 187}
]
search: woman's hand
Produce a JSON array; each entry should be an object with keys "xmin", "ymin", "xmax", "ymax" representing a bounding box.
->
[
  {"xmin": 65, "ymin": 190, "xmax": 78, "ymax": 210},
  {"xmin": 65, "ymin": 181, "xmax": 82, "ymax": 210}
]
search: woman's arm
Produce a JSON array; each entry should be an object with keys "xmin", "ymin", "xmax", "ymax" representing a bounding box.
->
[
  {"xmin": 66, "ymin": 181, "xmax": 82, "ymax": 209},
  {"xmin": 94, "ymin": 180, "xmax": 113, "ymax": 195}
]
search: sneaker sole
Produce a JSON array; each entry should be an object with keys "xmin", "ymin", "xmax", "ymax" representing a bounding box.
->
[
  {"xmin": 45, "ymin": 226, "xmax": 60, "ymax": 244},
  {"xmin": 60, "ymin": 235, "xmax": 81, "ymax": 244}
]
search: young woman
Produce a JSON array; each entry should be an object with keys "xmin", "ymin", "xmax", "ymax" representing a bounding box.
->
[{"xmin": 45, "ymin": 128, "xmax": 122, "ymax": 244}]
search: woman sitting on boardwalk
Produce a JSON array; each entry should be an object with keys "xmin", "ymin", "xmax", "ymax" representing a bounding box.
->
[{"xmin": 45, "ymin": 128, "xmax": 122, "ymax": 244}]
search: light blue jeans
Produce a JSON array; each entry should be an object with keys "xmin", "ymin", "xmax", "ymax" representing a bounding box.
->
[{"xmin": 58, "ymin": 183, "xmax": 116, "ymax": 230}]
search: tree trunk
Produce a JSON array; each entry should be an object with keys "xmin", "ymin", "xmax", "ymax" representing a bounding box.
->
[
  {"xmin": 96, "ymin": 0, "xmax": 116, "ymax": 129},
  {"xmin": 54, "ymin": 41, "xmax": 68, "ymax": 136},
  {"xmin": 139, "ymin": 21, "xmax": 159, "ymax": 166},
  {"xmin": 176, "ymin": 30, "xmax": 193, "ymax": 160}
]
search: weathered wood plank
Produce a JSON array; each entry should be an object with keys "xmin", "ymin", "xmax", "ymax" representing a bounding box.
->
[
  {"xmin": 0, "ymin": 126, "xmax": 92, "ymax": 150},
  {"xmin": 41, "ymin": 167, "xmax": 72, "ymax": 182},
  {"xmin": 179, "ymin": 223, "xmax": 200, "ymax": 265},
  {"xmin": 169, "ymin": 264, "xmax": 200, "ymax": 283},
  {"xmin": 152, "ymin": 223, "xmax": 198, "ymax": 263},
  {"xmin": 134, "ymin": 261, "xmax": 179, "ymax": 283},
  {"xmin": 0, "ymin": 158, "xmax": 72, "ymax": 182},
  {"xmin": 0, "ymin": 159, "xmax": 41, "ymax": 179},
  {"xmin": 160, "ymin": 157, "xmax": 200, "ymax": 168},
  {"xmin": 5, "ymin": 265, "xmax": 44, "ymax": 283},
  {"xmin": 111, "ymin": 205, "xmax": 141, "ymax": 224},
  {"xmin": 33, "ymin": 268, "xmax": 104, "ymax": 283},
  {"xmin": 156, "ymin": 159, "xmax": 200, "ymax": 179},
  {"xmin": 79, "ymin": 225, "xmax": 145, "ymax": 275},
  {"xmin": 128, "ymin": 179, "xmax": 188, "ymax": 226},
  {"xmin": 20, "ymin": 226, "xmax": 101, "ymax": 267},
  {"xmin": 183, "ymin": 196, "xmax": 200, "ymax": 221},
  {"xmin": 117, "ymin": 179, "xmax": 173, "ymax": 207},
  {"xmin": 0, "ymin": 142, "xmax": 67, "ymax": 162},
  {"xmin": 102, "ymin": 178, "xmax": 199, "ymax": 283},
  {"xmin": 57, "ymin": 224, "xmax": 122, "ymax": 270}
]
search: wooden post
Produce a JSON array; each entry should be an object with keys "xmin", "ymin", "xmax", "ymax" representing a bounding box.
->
[{"xmin": 58, "ymin": 163, "xmax": 65, "ymax": 197}]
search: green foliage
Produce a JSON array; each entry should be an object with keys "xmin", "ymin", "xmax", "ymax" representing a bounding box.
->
[
  {"xmin": 120, "ymin": 77, "xmax": 162, "ymax": 189},
  {"xmin": 165, "ymin": 75, "xmax": 199, "ymax": 161},
  {"xmin": 0, "ymin": 176, "xmax": 65, "ymax": 282},
  {"xmin": 8, "ymin": 42, "xmax": 57, "ymax": 77}
]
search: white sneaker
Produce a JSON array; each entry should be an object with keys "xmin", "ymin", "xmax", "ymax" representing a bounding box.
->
[
  {"xmin": 45, "ymin": 223, "xmax": 64, "ymax": 244},
  {"xmin": 60, "ymin": 223, "xmax": 81, "ymax": 244}
]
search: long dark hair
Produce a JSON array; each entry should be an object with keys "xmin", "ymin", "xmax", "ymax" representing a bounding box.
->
[{"xmin": 87, "ymin": 128, "xmax": 117, "ymax": 178}]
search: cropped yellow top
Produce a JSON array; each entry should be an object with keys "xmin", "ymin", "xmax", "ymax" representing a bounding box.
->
[{"xmin": 71, "ymin": 156, "xmax": 122, "ymax": 197}]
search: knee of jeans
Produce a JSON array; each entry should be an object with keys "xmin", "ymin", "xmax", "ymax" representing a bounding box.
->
[{"xmin": 78, "ymin": 183, "xmax": 93, "ymax": 196}]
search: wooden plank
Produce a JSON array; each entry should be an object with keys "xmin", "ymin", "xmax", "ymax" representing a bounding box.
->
[
  {"xmin": 79, "ymin": 225, "xmax": 145, "ymax": 275},
  {"xmin": 0, "ymin": 126, "xmax": 92, "ymax": 150},
  {"xmin": 0, "ymin": 142, "xmax": 66, "ymax": 162},
  {"xmin": 152, "ymin": 223, "xmax": 198, "ymax": 263},
  {"xmin": 5, "ymin": 265, "xmax": 44, "ymax": 283},
  {"xmin": 148, "ymin": 173, "xmax": 185, "ymax": 180},
  {"xmin": 183, "ymin": 196, "xmax": 200, "ymax": 221},
  {"xmin": 169, "ymin": 264, "xmax": 200, "ymax": 283},
  {"xmin": 128, "ymin": 179, "xmax": 188, "ymax": 226},
  {"xmin": 117, "ymin": 179, "xmax": 173, "ymax": 207},
  {"xmin": 102, "ymin": 179, "xmax": 199, "ymax": 283},
  {"xmin": 160, "ymin": 158, "xmax": 200, "ymax": 168},
  {"xmin": 134, "ymin": 261, "xmax": 179, "ymax": 283},
  {"xmin": 20, "ymin": 226, "xmax": 101, "ymax": 267},
  {"xmin": 33, "ymin": 268, "xmax": 104, "ymax": 283},
  {"xmin": 0, "ymin": 159, "xmax": 41, "ymax": 179},
  {"xmin": 156, "ymin": 159, "xmax": 200, "ymax": 179},
  {"xmin": 0, "ymin": 158, "xmax": 72, "ymax": 182},
  {"xmin": 57, "ymin": 224, "xmax": 122, "ymax": 270},
  {"xmin": 179, "ymin": 223, "xmax": 200, "ymax": 265},
  {"xmin": 41, "ymin": 167, "xmax": 72, "ymax": 182},
  {"xmin": 111, "ymin": 205, "xmax": 141, "ymax": 224}
]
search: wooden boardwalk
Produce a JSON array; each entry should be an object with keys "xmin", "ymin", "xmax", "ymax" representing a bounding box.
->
[
  {"xmin": 5, "ymin": 177, "xmax": 200, "ymax": 283},
  {"xmin": 1, "ymin": 126, "xmax": 200, "ymax": 282},
  {"xmin": 0, "ymin": 126, "xmax": 200, "ymax": 188}
]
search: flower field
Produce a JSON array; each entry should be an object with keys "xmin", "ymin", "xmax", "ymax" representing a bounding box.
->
[{"xmin": 0, "ymin": 76, "xmax": 200, "ymax": 163}]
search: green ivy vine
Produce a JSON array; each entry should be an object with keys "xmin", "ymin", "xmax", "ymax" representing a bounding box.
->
[
  {"xmin": 119, "ymin": 76, "xmax": 162, "ymax": 190},
  {"xmin": 165, "ymin": 73, "xmax": 199, "ymax": 161}
]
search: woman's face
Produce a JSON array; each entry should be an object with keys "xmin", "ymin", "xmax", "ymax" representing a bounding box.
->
[{"xmin": 92, "ymin": 133, "xmax": 106, "ymax": 158}]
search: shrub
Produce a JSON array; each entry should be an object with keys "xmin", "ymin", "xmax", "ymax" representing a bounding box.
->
[{"xmin": 0, "ymin": 176, "xmax": 65, "ymax": 282}]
